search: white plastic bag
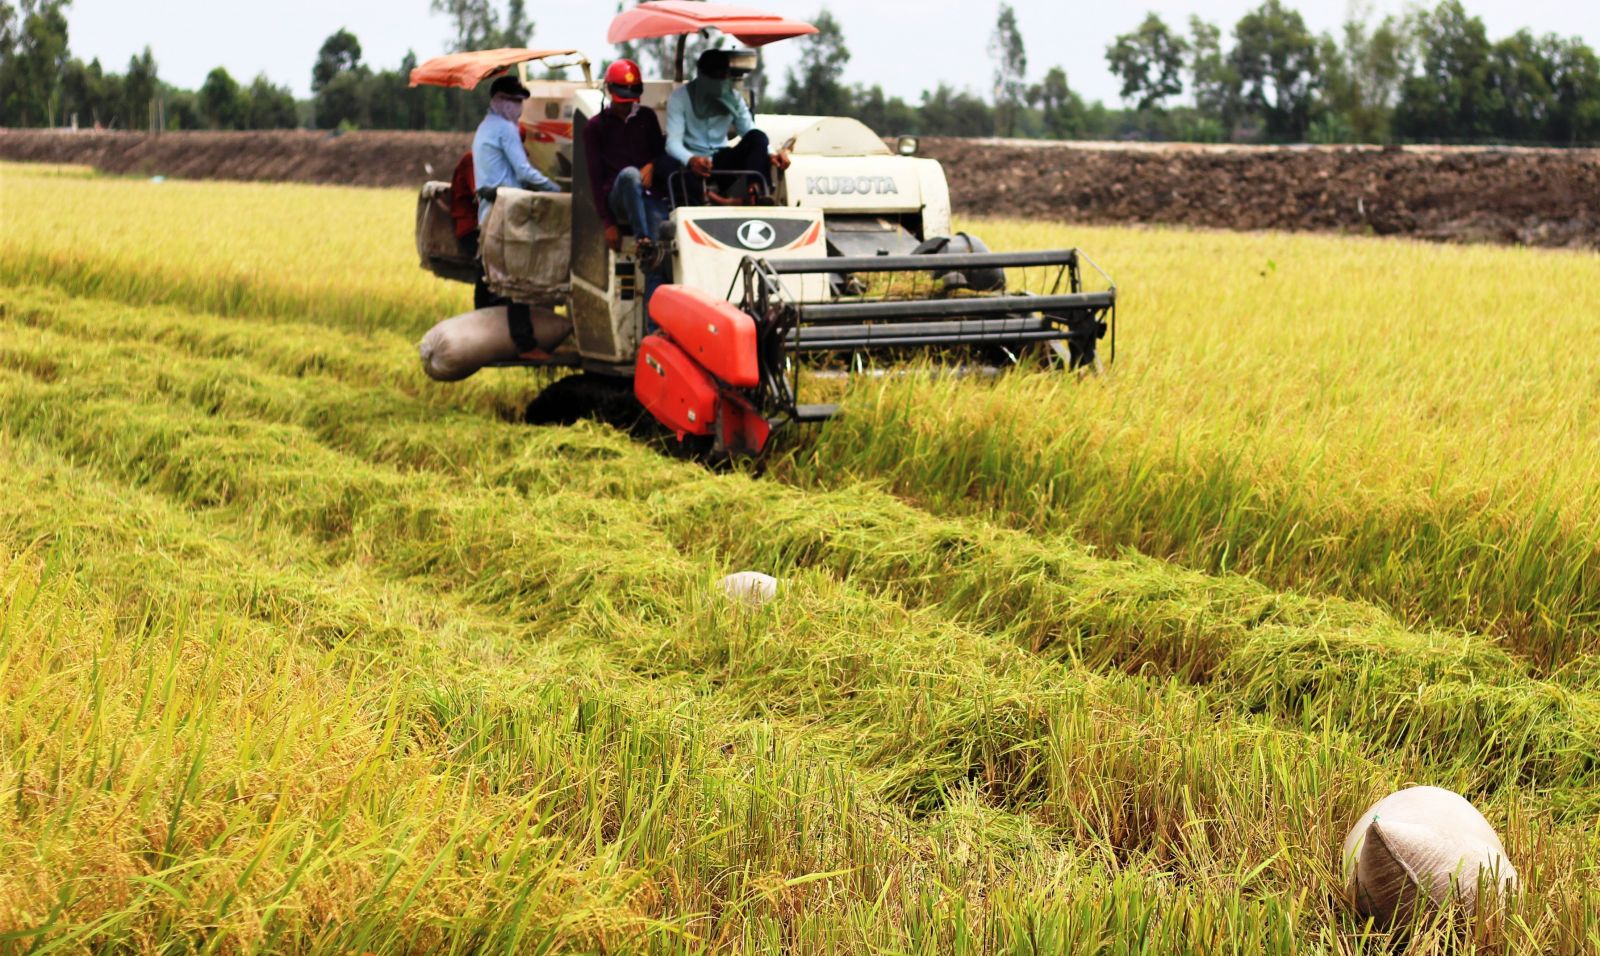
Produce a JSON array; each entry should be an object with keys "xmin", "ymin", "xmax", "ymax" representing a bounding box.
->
[
  {"xmin": 1342, "ymin": 786, "xmax": 1518, "ymax": 925},
  {"xmin": 716, "ymin": 571, "xmax": 779, "ymax": 606}
]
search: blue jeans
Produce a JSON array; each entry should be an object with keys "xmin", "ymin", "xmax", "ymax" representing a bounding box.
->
[{"xmin": 607, "ymin": 167, "xmax": 666, "ymax": 244}]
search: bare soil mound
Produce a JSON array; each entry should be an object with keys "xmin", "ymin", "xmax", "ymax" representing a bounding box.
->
[
  {"xmin": 0, "ymin": 129, "xmax": 472, "ymax": 188},
  {"xmin": 926, "ymin": 137, "xmax": 1600, "ymax": 249},
  {"xmin": 4, "ymin": 129, "xmax": 1596, "ymax": 249}
]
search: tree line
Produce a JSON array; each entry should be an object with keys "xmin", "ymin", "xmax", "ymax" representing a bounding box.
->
[
  {"xmin": 772, "ymin": 1, "xmax": 1599, "ymax": 146},
  {"xmin": 0, "ymin": 0, "xmax": 298, "ymax": 130},
  {"xmin": 1097, "ymin": 0, "xmax": 1600, "ymax": 144},
  {"xmin": 3, "ymin": 0, "xmax": 1595, "ymax": 145}
]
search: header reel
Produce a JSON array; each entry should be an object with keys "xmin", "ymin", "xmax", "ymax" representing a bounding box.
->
[{"xmin": 634, "ymin": 245, "xmax": 1116, "ymax": 458}]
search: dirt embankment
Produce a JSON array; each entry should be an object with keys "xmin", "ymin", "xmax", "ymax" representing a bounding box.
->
[
  {"xmin": 0, "ymin": 129, "xmax": 474, "ymax": 188},
  {"xmin": 4, "ymin": 129, "xmax": 1597, "ymax": 249},
  {"xmin": 927, "ymin": 137, "xmax": 1600, "ymax": 249}
]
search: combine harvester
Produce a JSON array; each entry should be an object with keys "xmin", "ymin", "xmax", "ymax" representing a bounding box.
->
[{"xmin": 411, "ymin": 1, "xmax": 1116, "ymax": 456}]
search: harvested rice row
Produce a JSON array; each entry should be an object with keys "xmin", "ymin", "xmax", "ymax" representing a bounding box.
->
[
  {"xmin": 0, "ymin": 555, "xmax": 744, "ymax": 952},
  {"xmin": 0, "ymin": 438, "xmax": 1118, "ymax": 953},
  {"xmin": 3, "ymin": 354, "xmax": 1596, "ymax": 950},
  {"xmin": 0, "ymin": 362, "xmax": 1580, "ymax": 850},
  {"xmin": 14, "ymin": 281, "xmax": 1599, "ymax": 694},
  {"xmin": 1, "ymin": 397, "xmax": 1582, "ymax": 956},
  {"xmin": 3, "ymin": 318, "xmax": 1597, "ymax": 805}
]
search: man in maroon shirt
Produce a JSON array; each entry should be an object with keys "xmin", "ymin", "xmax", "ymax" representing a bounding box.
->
[
  {"xmin": 583, "ymin": 59, "xmax": 667, "ymax": 259},
  {"xmin": 448, "ymin": 150, "xmax": 478, "ymax": 245}
]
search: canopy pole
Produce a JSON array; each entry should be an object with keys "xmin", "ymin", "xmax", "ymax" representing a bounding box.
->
[{"xmin": 675, "ymin": 35, "xmax": 686, "ymax": 82}]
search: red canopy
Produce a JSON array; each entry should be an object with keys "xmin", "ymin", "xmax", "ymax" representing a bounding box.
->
[
  {"xmin": 408, "ymin": 48, "xmax": 582, "ymax": 90},
  {"xmin": 607, "ymin": 1, "xmax": 816, "ymax": 48}
]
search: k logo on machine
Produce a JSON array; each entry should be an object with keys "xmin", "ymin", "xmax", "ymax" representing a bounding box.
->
[
  {"xmin": 736, "ymin": 219, "xmax": 776, "ymax": 250},
  {"xmin": 695, "ymin": 217, "xmax": 812, "ymax": 251}
]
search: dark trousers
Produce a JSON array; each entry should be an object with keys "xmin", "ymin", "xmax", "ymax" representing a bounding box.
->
[
  {"xmin": 653, "ymin": 128, "xmax": 770, "ymax": 205},
  {"xmin": 462, "ymin": 231, "xmax": 497, "ymax": 310},
  {"xmin": 465, "ymin": 229, "xmax": 537, "ymax": 350}
]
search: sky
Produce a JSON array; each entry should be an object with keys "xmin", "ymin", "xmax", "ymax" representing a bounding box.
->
[{"xmin": 63, "ymin": 0, "xmax": 1600, "ymax": 107}]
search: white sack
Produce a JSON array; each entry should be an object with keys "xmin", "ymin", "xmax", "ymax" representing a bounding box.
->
[
  {"xmin": 1342, "ymin": 786, "xmax": 1518, "ymax": 925},
  {"xmin": 418, "ymin": 306, "xmax": 571, "ymax": 382},
  {"xmin": 415, "ymin": 181, "xmax": 460, "ymax": 263},
  {"xmin": 481, "ymin": 188, "xmax": 572, "ymax": 304},
  {"xmin": 419, "ymin": 307, "xmax": 518, "ymax": 382},
  {"xmin": 414, "ymin": 181, "xmax": 479, "ymax": 283},
  {"xmin": 717, "ymin": 571, "xmax": 779, "ymax": 606}
]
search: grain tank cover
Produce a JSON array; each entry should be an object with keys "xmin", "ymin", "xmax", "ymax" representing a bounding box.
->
[{"xmin": 769, "ymin": 116, "xmax": 893, "ymax": 157}]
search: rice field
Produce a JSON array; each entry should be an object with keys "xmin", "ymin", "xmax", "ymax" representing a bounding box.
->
[{"xmin": 0, "ymin": 162, "xmax": 1597, "ymax": 953}]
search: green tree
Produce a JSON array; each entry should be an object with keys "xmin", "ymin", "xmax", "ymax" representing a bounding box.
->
[
  {"xmin": 363, "ymin": 66, "xmax": 416, "ymax": 129},
  {"xmin": 1107, "ymin": 13, "xmax": 1186, "ymax": 112},
  {"xmin": 120, "ymin": 45, "xmax": 157, "ymax": 131},
  {"xmin": 989, "ymin": 3, "xmax": 1028, "ymax": 136},
  {"xmin": 198, "ymin": 66, "xmax": 243, "ymax": 129},
  {"xmin": 58, "ymin": 55, "xmax": 102, "ymax": 126},
  {"xmin": 1318, "ymin": 5, "xmax": 1408, "ymax": 143},
  {"xmin": 1187, "ymin": 16, "xmax": 1239, "ymax": 128},
  {"xmin": 317, "ymin": 70, "xmax": 371, "ymax": 129},
  {"xmin": 1028, "ymin": 66, "xmax": 1086, "ymax": 139},
  {"xmin": 499, "ymin": 0, "xmax": 532, "ymax": 47},
  {"xmin": 312, "ymin": 28, "xmax": 362, "ymax": 93},
  {"xmin": 1482, "ymin": 29, "xmax": 1554, "ymax": 141},
  {"xmin": 0, "ymin": 1, "xmax": 15, "ymax": 49},
  {"xmin": 312, "ymin": 28, "xmax": 371, "ymax": 129},
  {"xmin": 432, "ymin": 0, "xmax": 498, "ymax": 52},
  {"xmin": 244, "ymin": 74, "xmax": 298, "ymax": 129},
  {"xmin": 430, "ymin": 0, "xmax": 534, "ymax": 51},
  {"xmin": 162, "ymin": 85, "xmax": 199, "ymax": 129},
  {"xmin": 1230, "ymin": 0, "xmax": 1320, "ymax": 139},
  {"xmin": 853, "ymin": 83, "xmax": 919, "ymax": 134},
  {"xmin": 0, "ymin": 0, "xmax": 71, "ymax": 126},
  {"xmin": 919, "ymin": 83, "xmax": 993, "ymax": 137},
  {"xmin": 777, "ymin": 7, "xmax": 850, "ymax": 116},
  {"xmin": 1394, "ymin": 1, "xmax": 1492, "ymax": 140},
  {"xmin": 1542, "ymin": 35, "xmax": 1600, "ymax": 145}
]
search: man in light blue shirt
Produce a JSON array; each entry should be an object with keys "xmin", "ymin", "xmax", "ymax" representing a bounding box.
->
[
  {"xmin": 655, "ymin": 49, "xmax": 789, "ymax": 204},
  {"xmin": 472, "ymin": 75, "xmax": 560, "ymax": 223}
]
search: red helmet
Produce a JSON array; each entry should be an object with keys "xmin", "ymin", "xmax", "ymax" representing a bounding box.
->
[{"xmin": 604, "ymin": 59, "xmax": 644, "ymax": 103}]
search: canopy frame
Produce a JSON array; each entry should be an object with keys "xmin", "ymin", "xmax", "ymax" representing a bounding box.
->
[
  {"xmin": 608, "ymin": 1, "xmax": 816, "ymax": 79},
  {"xmin": 408, "ymin": 48, "xmax": 591, "ymax": 90}
]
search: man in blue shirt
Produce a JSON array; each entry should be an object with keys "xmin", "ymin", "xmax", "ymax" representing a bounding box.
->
[
  {"xmin": 655, "ymin": 49, "xmax": 789, "ymax": 204},
  {"xmin": 472, "ymin": 74, "xmax": 560, "ymax": 225},
  {"xmin": 469, "ymin": 74, "xmax": 562, "ymax": 342}
]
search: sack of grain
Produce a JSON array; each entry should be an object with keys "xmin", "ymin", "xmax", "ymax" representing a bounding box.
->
[
  {"xmin": 1342, "ymin": 786, "xmax": 1518, "ymax": 926},
  {"xmin": 419, "ymin": 306, "xmax": 573, "ymax": 381},
  {"xmin": 418, "ymin": 307, "xmax": 521, "ymax": 381},
  {"xmin": 414, "ymin": 181, "xmax": 479, "ymax": 284},
  {"xmin": 481, "ymin": 188, "xmax": 572, "ymax": 304},
  {"xmin": 717, "ymin": 571, "xmax": 779, "ymax": 606}
]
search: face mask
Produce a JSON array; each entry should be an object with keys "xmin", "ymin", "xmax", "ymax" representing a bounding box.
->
[
  {"xmin": 689, "ymin": 75, "xmax": 736, "ymax": 118},
  {"xmin": 490, "ymin": 95, "xmax": 523, "ymax": 124}
]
